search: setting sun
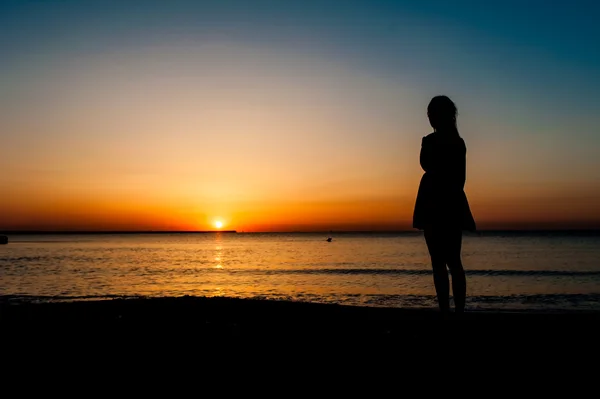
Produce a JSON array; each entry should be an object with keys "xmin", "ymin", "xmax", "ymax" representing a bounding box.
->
[{"xmin": 214, "ymin": 221, "xmax": 223, "ymax": 229}]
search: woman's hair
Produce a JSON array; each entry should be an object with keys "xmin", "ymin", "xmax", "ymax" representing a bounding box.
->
[{"xmin": 427, "ymin": 95, "xmax": 458, "ymax": 135}]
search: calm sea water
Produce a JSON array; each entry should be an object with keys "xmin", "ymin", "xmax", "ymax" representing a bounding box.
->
[{"xmin": 1, "ymin": 232, "xmax": 599, "ymax": 311}]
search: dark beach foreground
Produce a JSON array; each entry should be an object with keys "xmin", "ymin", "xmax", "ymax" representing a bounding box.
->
[
  {"xmin": 3, "ymin": 296, "xmax": 600, "ymax": 339},
  {"xmin": 4, "ymin": 297, "xmax": 600, "ymax": 372}
]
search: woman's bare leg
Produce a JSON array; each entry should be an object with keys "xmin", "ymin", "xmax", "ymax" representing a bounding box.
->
[
  {"xmin": 446, "ymin": 229, "xmax": 466, "ymax": 313},
  {"xmin": 424, "ymin": 229, "xmax": 450, "ymax": 315}
]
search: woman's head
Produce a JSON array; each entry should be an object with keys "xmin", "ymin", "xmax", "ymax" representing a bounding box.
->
[{"xmin": 427, "ymin": 95, "xmax": 458, "ymax": 133}]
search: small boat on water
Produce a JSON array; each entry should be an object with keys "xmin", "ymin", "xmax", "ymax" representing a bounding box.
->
[{"xmin": 0, "ymin": 235, "xmax": 8, "ymax": 245}]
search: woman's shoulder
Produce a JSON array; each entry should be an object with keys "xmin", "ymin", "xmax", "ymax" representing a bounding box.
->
[{"xmin": 422, "ymin": 132, "xmax": 436, "ymax": 144}]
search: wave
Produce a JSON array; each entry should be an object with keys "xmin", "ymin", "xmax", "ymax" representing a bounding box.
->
[
  {"xmin": 0, "ymin": 294, "xmax": 140, "ymax": 303},
  {"xmin": 2, "ymin": 293, "xmax": 600, "ymax": 311},
  {"xmin": 2, "ymin": 257, "xmax": 599, "ymax": 278},
  {"xmin": 232, "ymin": 268, "xmax": 600, "ymax": 277}
]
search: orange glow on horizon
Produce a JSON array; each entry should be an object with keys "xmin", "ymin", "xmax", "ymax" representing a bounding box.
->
[
  {"xmin": 2, "ymin": 188, "xmax": 599, "ymax": 232},
  {"xmin": 2, "ymin": 41, "xmax": 599, "ymax": 232}
]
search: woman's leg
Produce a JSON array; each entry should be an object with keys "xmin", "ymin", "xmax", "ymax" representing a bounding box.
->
[
  {"xmin": 445, "ymin": 229, "xmax": 466, "ymax": 313},
  {"xmin": 424, "ymin": 229, "xmax": 450, "ymax": 314}
]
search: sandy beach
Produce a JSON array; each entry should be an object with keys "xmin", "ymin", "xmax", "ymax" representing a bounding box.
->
[
  {"xmin": 4, "ymin": 297, "xmax": 600, "ymax": 372},
  {"xmin": 3, "ymin": 296, "xmax": 600, "ymax": 340}
]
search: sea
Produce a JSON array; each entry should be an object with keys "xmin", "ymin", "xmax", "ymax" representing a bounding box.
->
[{"xmin": 1, "ymin": 231, "xmax": 599, "ymax": 311}]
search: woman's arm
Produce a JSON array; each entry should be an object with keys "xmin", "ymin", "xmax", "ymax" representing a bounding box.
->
[
  {"xmin": 458, "ymin": 151, "xmax": 466, "ymax": 189},
  {"xmin": 419, "ymin": 137, "xmax": 432, "ymax": 172},
  {"xmin": 453, "ymin": 140, "xmax": 467, "ymax": 190}
]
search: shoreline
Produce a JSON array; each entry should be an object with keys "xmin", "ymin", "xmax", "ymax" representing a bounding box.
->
[{"xmin": 2, "ymin": 294, "xmax": 600, "ymax": 314}]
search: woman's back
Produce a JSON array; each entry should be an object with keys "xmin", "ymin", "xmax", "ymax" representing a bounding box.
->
[
  {"xmin": 420, "ymin": 132, "xmax": 466, "ymax": 192},
  {"xmin": 414, "ymin": 132, "xmax": 475, "ymax": 231}
]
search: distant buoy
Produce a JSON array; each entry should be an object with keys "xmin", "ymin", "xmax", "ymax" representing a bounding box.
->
[{"xmin": 0, "ymin": 235, "xmax": 7, "ymax": 245}]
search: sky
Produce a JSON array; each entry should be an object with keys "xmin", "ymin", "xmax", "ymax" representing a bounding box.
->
[{"xmin": 1, "ymin": 0, "xmax": 599, "ymax": 231}]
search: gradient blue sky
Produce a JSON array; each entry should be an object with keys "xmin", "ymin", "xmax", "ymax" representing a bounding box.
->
[{"xmin": 1, "ymin": 0, "xmax": 599, "ymax": 230}]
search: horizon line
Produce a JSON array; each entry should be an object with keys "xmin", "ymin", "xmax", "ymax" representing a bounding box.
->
[{"xmin": 2, "ymin": 228, "xmax": 600, "ymax": 235}]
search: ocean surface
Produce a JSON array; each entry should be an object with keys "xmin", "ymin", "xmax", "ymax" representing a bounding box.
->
[{"xmin": 1, "ymin": 232, "xmax": 600, "ymax": 311}]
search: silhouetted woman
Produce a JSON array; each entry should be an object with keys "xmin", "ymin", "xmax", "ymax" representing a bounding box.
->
[{"xmin": 413, "ymin": 96, "xmax": 476, "ymax": 317}]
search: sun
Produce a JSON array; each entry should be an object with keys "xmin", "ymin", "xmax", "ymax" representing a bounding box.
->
[{"xmin": 214, "ymin": 220, "xmax": 223, "ymax": 229}]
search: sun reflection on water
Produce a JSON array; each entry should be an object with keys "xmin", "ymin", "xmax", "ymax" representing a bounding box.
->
[{"xmin": 214, "ymin": 234, "xmax": 223, "ymax": 269}]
